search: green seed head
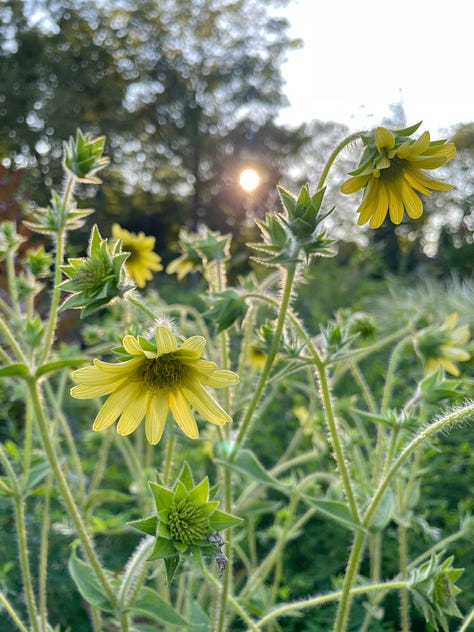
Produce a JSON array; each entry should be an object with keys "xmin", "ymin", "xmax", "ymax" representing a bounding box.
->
[
  {"xmin": 141, "ymin": 356, "xmax": 186, "ymax": 390},
  {"xmin": 168, "ymin": 498, "xmax": 210, "ymax": 545}
]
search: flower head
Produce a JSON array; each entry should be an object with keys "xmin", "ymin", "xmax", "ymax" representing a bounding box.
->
[
  {"xmin": 71, "ymin": 325, "xmax": 239, "ymax": 445},
  {"xmin": 408, "ymin": 553, "xmax": 463, "ymax": 632},
  {"xmin": 112, "ymin": 224, "xmax": 162, "ymax": 288},
  {"xmin": 341, "ymin": 123, "xmax": 456, "ymax": 228},
  {"xmin": 59, "ymin": 225, "xmax": 133, "ymax": 317},
  {"xmin": 129, "ymin": 463, "xmax": 241, "ymax": 582},
  {"xmin": 415, "ymin": 313, "xmax": 470, "ymax": 377}
]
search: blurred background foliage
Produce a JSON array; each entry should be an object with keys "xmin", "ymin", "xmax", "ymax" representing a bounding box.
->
[
  {"xmin": 0, "ymin": 1, "xmax": 473, "ymax": 629},
  {"xmin": 1, "ymin": 0, "xmax": 473, "ymax": 278}
]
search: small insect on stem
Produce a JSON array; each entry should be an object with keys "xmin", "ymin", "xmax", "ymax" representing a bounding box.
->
[{"xmin": 208, "ymin": 530, "xmax": 227, "ymax": 579}]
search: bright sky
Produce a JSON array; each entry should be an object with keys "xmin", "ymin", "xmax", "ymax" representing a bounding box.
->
[{"xmin": 277, "ymin": 0, "xmax": 473, "ymax": 134}]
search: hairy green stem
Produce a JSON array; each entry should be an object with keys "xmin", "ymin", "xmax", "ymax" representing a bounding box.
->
[
  {"xmin": 27, "ymin": 378, "xmax": 116, "ymax": 605},
  {"xmin": 255, "ymin": 579, "xmax": 408, "ymax": 630},
  {"xmin": 39, "ymin": 475, "xmax": 52, "ymax": 632},
  {"xmin": 201, "ymin": 565, "xmax": 257, "ymax": 631},
  {"xmin": 316, "ymin": 131, "xmax": 363, "ymax": 190},
  {"xmin": 39, "ymin": 174, "xmax": 75, "ymax": 366},
  {"xmin": 0, "ymin": 592, "xmax": 29, "ymax": 632},
  {"xmin": 234, "ymin": 263, "xmax": 297, "ymax": 449}
]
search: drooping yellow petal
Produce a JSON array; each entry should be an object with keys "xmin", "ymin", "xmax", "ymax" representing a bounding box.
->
[
  {"xmin": 388, "ymin": 182, "xmax": 404, "ymax": 224},
  {"xmin": 168, "ymin": 389, "xmax": 199, "ymax": 439},
  {"xmin": 70, "ymin": 376, "xmax": 128, "ymax": 399},
  {"xmin": 401, "ymin": 182, "xmax": 423, "ymax": 219},
  {"xmin": 155, "ymin": 326, "xmax": 179, "ymax": 355},
  {"xmin": 340, "ymin": 175, "xmax": 368, "ymax": 194},
  {"xmin": 116, "ymin": 391, "xmax": 148, "ymax": 435},
  {"xmin": 122, "ymin": 335, "xmax": 146, "ymax": 356},
  {"xmin": 199, "ymin": 369, "xmax": 240, "ymax": 388},
  {"xmin": 93, "ymin": 382, "xmax": 141, "ymax": 431},
  {"xmin": 182, "ymin": 382, "xmax": 231, "ymax": 426},
  {"xmin": 146, "ymin": 393, "xmax": 169, "ymax": 445},
  {"xmin": 178, "ymin": 335, "xmax": 207, "ymax": 358},
  {"xmin": 369, "ymin": 181, "xmax": 389, "ymax": 228},
  {"xmin": 374, "ymin": 127, "xmax": 395, "ymax": 152}
]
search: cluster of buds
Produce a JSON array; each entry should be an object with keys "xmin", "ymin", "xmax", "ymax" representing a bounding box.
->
[
  {"xmin": 129, "ymin": 463, "xmax": 241, "ymax": 583},
  {"xmin": 166, "ymin": 225, "xmax": 232, "ymax": 280},
  {"xmin": 59, "ymin": 225, "xmax": 134, "ymax": 317},
  {"xmin": 249, "ymin": 184, "xmax": 334, "ymax": 267}
]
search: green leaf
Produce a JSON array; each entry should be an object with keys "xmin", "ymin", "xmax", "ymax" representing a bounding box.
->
[
  {"xmin": 367, "ymin": 488, "xmax": 395, "ymax": 533},
  {"xmin": 216, "ymin": 449, "xmax": 283, "ymax": 490},
  {"xmin": 129, "ymin": 587, "xmax": 194, "ymax": 627},
  {"xmin": 36, "ymin": 358, "xmax": 89, "ymax": 377},
  {"xmin": 189, "ymin": 477, "xmax": 209, "ymax": 505},
  {"xmin": 0, "ymin": 363, "xmax": 29, "ymax": 378},
  {"xmin": 68, "ymin": 551, "xmax": 113, "ymax": 612},
  {"xmin": 149, "ymin": 481, "xmax": 173, "ymax": 515},
  {"xmin": 300, "ymin": 497, "xmax": 365, "ymax": 533},
  {"xmin": 177, "ymin": 461, "xmax": 194, "ymax": 491},
  {"xmin": 25, "ymin": 461, "xmax": 51, "ymax": 493}
]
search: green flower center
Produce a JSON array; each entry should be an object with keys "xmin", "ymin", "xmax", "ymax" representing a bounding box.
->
[
  {"xmin": 141, "ymin": 356, "xmax": 185, "ymax": 390},
  {"xmin": 168, "ymin": 498, "xmax": 210, "ymax": 545}
]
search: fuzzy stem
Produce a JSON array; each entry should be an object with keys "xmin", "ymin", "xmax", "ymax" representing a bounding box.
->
[
  {"xmin": 39, "ymin": 174, "xmax": 75, "ymax": 365},
  {"xmin": 39, "ymin": 475, "xmax": 52, "ymax": 632},
  {"xmin": 255, "ymin": 579, "xmax": 408, "ymax": 630},
  {"xmin": 201, "ymin": 565, "xmax": 257, "ymax": 631},
  {"xmin": 234, "ymin": 263, "xmax": 298, "ymax": 449},
  {"xmin": 26, "ymin": 378, "xmax": 116, "ymax": 605},
  {"xmin": 0, "ymin": 592, "xmax": 29, "ymax": 632},
  {"xmin": 316, "ymin": 132, "xmax": 363, "ymax": 190}
]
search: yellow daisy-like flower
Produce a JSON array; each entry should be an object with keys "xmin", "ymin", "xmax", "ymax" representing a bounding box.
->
[
  {"xmin": 341, "ymin": 124, "xmax": 456, "ymax": 228},
  {"xmin": 71, "ymin": 326, "xmax": 239, "ymax": 445},
  {"xmin": 416, "ymin": 313, "xmax": 470, "ymax": 377},
  {"xmin": 112, "ymin": 224, "xmax": 163, "ymax": 288}
]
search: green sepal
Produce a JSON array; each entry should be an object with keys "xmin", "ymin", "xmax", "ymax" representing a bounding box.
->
[
  {"xmin": 164, "ymin": 554, "xmax": 180, "ymax": 585},
  {"xmin": 209, "ymin": 509, "xmax": 243, "ymax": 531},
  {"xmin": 149, "ymin": 481, "xmax": 173, "ymax": 516},
  {"xmin": 189, "ymin": 477, "xmax": 209, "ymax": 505},
  {"xmin": 127, "ymin": 515, "xmax": 158, "ymax": 537},
  {"xmin": 176, "ymin": 462, "xmax": 194, "ymax": 491},
  {"xmin": 148, "ymin": 537, "xmax": 175, "ymax": 561}
]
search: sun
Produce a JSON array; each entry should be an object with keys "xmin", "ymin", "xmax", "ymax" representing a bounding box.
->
[{"xmin": 239, "ymin": 168, "xmax": 260, "ymax": 192}]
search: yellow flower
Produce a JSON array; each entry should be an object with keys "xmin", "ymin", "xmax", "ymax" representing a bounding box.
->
[
  {"xmin": 416, "ymin": 313, "xmax": 470, "ymax": 377},
  {"xmin": 71, "ymin": 326, "xmax": 239, "ymax": 445},
  {"xmin": 341, "ymin": 124, "xmax": 456, "ymax": 228},
  {"xmin": 112, "ymin": 224, "xmax": 163, "ymax": 288}
]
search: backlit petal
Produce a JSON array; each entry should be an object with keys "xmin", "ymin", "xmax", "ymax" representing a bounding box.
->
[
  {"xmin": 178, "ymin": 336, "xmax": 206, "ymax": 358},
  {"xmin": 182, "ymin": 382, "xmax": 231, "ymax": 425},
  {"xmin": 117, "ymin": 391, "xmax": 148, "ymax": 435},
  {"xmin": 169, "ymin": 389, "xmax": 198, "ymax": 439},
  {"xmin": 122, "ymin": 335, "xmax": 145, "ymax": 356},
  {"xmin": 199, "ymin": 369, "xmax": 239, "ymax": 388},
  {"xmin": 155, "ymin": 327, "xmax": 179, "ymax": 355},
  {"xmin": 145, "ymin": 394, "xmax": 169, "ymax": 444},
  {"xmin": 93, "ymin": 382, "xmax": 141, "ymax": 431}
]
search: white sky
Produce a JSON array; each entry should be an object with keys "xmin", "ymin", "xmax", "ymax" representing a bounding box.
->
[{"xmin": 277, "ymin": 0, "xmax": 473, "ymax": 134}]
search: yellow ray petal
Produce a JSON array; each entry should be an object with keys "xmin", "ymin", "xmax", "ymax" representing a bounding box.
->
[
  {"xmin": 182, "ymin": 382, "xmax": 231, "ymax": 426},
  {"xmin": 117, "ymin": 391, "xmax": 148, "ymax": 435},
  {"xmin": 145, "ymin": 394, "xmax": 169, "ymax": 445},
  {"xmin": 93, "ymin": 382, "xmax": 141, "ymax": 431},
  {"xmin": 70, "ymin": 377, "xmax": 128, "ymax": 399},
  {"xmin": 155, "ymin": 327, "xmax": 179, "ymax": 355},
  {"xmin": 199, "ymin": 369, "xmax": 239, "ymax": 388},
  {"xmin": 179, "ymin": 335, "xmax": 207, "ymax": 358},
  {"xmin": 122, "ymin": 335, "xmax": 145, "ymax": 356},
  {"xmin": 168, "ymin": 389, "xmax": 198, "ymax": 439},
  {"xmin": 401, "ymin": 182, "xmax": 423, "ymax": 219}
]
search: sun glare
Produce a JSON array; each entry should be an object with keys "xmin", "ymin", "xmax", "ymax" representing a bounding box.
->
[{"xmin": 239, "ymin": 168, "xmax": 260, "ymax": 192}]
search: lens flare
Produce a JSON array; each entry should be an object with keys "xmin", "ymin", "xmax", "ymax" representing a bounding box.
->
[{"xmin": 239, "ymin": 168, "xmax": 260, "ymax": 192}]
